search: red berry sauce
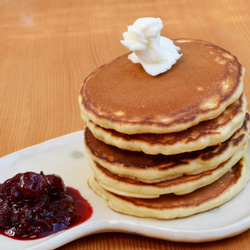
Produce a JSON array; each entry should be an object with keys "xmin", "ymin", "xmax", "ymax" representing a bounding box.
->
[{"xmin": 0, "ymin": 171, "xmax": 93, "ymax": 240}]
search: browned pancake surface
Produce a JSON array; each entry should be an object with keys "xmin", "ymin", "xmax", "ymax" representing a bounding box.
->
[{"xmin": 80, "ymin": 39, "xmax": 243, "ymax": 133}]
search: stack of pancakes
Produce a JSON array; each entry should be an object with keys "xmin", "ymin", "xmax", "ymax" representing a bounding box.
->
[{"xmin": 79, "ymin": 39, "xmax": 250, "ymax": 219}]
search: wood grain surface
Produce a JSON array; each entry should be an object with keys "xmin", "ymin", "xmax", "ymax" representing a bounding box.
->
[{"xmin": 0, "ymin": 0, "xmax": 250, "ymax": 249}]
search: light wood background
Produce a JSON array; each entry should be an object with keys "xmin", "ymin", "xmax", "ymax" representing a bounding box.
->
[{"xmin": 0, "ymin": 0, "xmax": 250, "ymax": 249}]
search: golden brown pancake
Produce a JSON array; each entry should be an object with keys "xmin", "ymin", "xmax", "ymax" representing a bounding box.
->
[
  {"xmin": 88, "ymin": 156, "xmax": 249, "ymax": 219},
  {"xmin": 79, "ymin": 39, "xmax": 244, "ymax": 134},
  {"xmin": 84, "ymin": 113, "xmax": 249, "ymax": 182},
  {"xmin": 86, "ymin": 96, "xmax": 247, "ymax": 155}
]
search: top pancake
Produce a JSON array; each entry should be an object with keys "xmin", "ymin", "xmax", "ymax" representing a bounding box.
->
[{"xmin": 79, "ymin": 39, "xmax": 244, "ymax": 134}]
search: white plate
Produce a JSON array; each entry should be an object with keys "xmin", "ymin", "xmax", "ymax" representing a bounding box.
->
[{"xmin": 0, "ymin": 131, "xmax": 250, "ymax": 250}]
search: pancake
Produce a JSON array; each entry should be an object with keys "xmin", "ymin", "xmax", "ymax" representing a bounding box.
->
[
  {"xmin": 88, "ymin": 155, "xmax": 249, "ymax": 219},
  {"xmin": 87, "ymin": 143, "xmax": 246, "ymax": 198},
  {"xmin": 79, "ymin": 39, "xmax": 244, "ymax": 135},
  {"xmin": 85, "ymin": 95, "xmax": 247, "ymax": 155},
  {"xmin": 84, "ymin": 113, "xmax": 249, "ymax": 182}
]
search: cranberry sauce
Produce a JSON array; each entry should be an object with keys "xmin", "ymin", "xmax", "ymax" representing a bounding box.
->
[{"xmin": 0, "ymin": 171, "xmax": 93, "ymax": 240}]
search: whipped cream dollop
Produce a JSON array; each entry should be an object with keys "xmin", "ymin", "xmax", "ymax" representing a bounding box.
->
[{"xmin": 121, "ymin": 17, "xmax": 182, "ymax": 76}]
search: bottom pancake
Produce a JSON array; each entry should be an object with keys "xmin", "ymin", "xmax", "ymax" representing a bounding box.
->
[{"xmin": 88, "ymin": 156, "xmax": 249, "ymax": 219}]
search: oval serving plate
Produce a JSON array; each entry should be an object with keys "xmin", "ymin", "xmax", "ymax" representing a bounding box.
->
[{"xmin": 0, "ymin": 131, "xmax": 250, "ymax": 250}]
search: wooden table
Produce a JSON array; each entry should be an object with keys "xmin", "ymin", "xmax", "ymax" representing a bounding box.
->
[{"xmin": 1, "ymin": 0, "xmax": 250, "ymax": 249}]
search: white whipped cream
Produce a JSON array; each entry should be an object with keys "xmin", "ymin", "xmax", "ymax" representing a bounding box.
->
[{"xmin": 121, "ymin": 17, "xmax": 182, "ymax": 76}]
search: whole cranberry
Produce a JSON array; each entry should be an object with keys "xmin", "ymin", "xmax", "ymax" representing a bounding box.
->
[
  {"xmin": 44, "ymin": 174, "xmax": 66, "ymax": 196},
  {"xmin": 1, "ymin": 173, "xmax": 23, "ymax": 198},
  {"xmin": 16, "ymin": 172, "xmax": 47, "ymax": 198}
]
